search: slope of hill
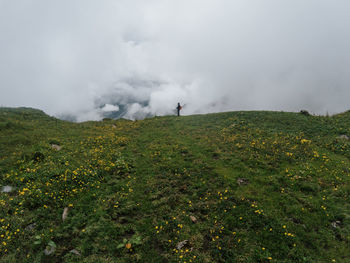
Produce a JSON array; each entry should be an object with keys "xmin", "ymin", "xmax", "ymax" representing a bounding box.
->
[{"xmin": 0, "ymin": 108, "xmax": 349, "ymax": 262}]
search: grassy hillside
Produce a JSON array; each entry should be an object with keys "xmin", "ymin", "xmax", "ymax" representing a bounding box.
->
[{"xmin": 0, "ymin": 107, "xmax": 349, "ymax": 262}]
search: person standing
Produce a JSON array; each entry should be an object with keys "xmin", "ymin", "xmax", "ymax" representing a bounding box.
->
[{"xmin": 176, "ymin": 102, "xmax": 182, "ymax": 116}]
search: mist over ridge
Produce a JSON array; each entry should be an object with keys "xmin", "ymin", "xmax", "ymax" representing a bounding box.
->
[{"xmin": 1, "ymin": 0, "xmax": 350, "ymax": 121}]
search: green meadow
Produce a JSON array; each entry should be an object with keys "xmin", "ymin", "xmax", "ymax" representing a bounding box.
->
[{"xmin": 0, "ymin": 107, "xmax": 349, "ymax": 262}]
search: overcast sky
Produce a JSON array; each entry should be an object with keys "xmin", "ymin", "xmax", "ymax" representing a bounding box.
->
[{"xmin": 1, "ymin": 0, "xmax": 350, "ymax": 121}]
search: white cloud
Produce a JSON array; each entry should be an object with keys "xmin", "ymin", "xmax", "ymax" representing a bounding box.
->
[
  {"xmin": 101, "ymin": 104, "xmax": 119, "ymax": 112},
  {"xmin": 1, "ymin": 0, "xmax": 350, "ymax": 121}
]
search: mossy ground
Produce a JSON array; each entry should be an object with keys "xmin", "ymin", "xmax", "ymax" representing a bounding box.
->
[{"xmin": 0, "ymin": 107, "xmax": 350, "ymax": 262}]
